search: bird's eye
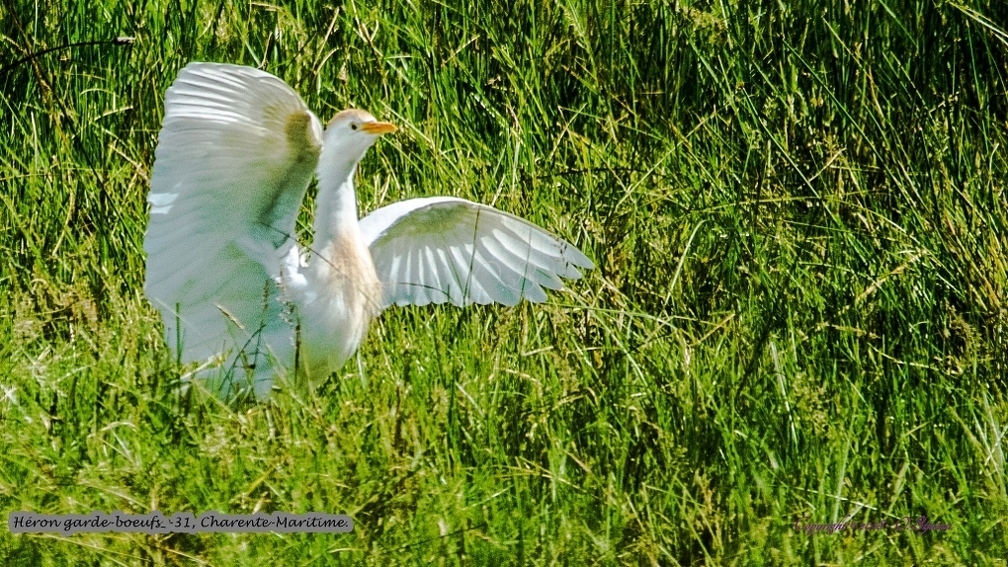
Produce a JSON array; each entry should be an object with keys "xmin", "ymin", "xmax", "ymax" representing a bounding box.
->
[{"xmin": 351, "ymin": 123, "xmax": 358, "ymax": 131}]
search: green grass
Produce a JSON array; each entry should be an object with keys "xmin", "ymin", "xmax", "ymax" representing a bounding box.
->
[{"xmin": 2, "ymin": 0, "xmax": 1007, "ymax": 564}]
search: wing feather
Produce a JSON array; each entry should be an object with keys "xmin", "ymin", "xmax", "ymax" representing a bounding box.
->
[
  {"xmin": 359, "ymin": 197, "xmax": 593, "ymax": 309},
  {"xmin": 143, "ymin": 62, "xmax": 322, "ymax": 398}
]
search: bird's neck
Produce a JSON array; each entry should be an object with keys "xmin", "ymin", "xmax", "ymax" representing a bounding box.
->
[{"xmin": 313, "ymin": 163, "xmax": 360, "ymax": 241}]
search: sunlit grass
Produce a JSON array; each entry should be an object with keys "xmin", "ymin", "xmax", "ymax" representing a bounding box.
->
[{"xmin": 2, "ymin": 0, "xmax": 1007, "ymax": 564}]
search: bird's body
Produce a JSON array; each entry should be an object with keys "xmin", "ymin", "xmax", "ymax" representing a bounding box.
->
[
  {"xmin": 144, "ymin": 62, "xmax": 593, "ymax": 399},
  {"xmin": 287, "ymin": 202, "xmax": 382, "ymax": 382}
]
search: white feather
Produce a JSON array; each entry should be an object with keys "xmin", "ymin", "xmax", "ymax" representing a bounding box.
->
[
  {"xmin": 144, "ymin": 62, "xmax": 321, "ymax": 399},
  {"xmin": 359, "ymin": 197, "xmax": 594, "ymax": 308}
]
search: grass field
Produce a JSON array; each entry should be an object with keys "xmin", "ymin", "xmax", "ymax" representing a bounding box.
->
[{"xmin": 2, "ymin": 0, "xmax": 1007, "ymax": 564}]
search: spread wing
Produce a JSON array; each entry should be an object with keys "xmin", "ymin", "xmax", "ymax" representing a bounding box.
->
[
  {"xmin": 358, "ymin": 197, "xmax": 593, "ymax": 309},
  {"xmin": 143, "ymin": 62, "xmax": 322, "ymax": 398}
]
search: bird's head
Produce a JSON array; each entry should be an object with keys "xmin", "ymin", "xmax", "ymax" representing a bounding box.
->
[
  {"xmin": 323, "ymin": 109, "xmax": 397, "ymax": 159},
  {"xmin": 315, "ymin": 108, "xmax": 397, "ymax": 211}
]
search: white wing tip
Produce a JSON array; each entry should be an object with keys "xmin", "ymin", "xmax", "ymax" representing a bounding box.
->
[{"xmin": 565, "ymin": 245, "xmax": 595, "ymax": 271}]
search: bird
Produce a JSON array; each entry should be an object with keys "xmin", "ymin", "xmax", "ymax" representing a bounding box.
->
[{"xmin": 143, "ymin": 62, "xmax": 593, "ymax": 400}]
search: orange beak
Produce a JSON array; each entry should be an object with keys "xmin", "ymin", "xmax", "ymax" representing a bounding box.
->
[{"xmin": 361, "ymin": 121, "xmax": 397, "ymax": 135}]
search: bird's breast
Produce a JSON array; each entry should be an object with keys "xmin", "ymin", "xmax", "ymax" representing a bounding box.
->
[{"xmin": 296, "ymin": 228, "xmax": 381, "ymax": 382}]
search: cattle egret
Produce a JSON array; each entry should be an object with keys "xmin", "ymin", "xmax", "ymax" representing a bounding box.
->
[{"xmin": 144, "ymin": 62, "xmax": 593, "ymax": 400}]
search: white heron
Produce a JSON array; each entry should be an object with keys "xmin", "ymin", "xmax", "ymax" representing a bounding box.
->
[{"xmin": 144, "ymin": 62, "xmax": 593, "ymax": 400}]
